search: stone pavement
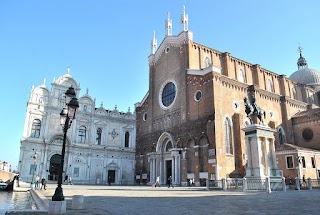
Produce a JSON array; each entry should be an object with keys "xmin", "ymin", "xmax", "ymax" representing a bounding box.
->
[{"xmin": 39, "ymin": 183, "xmax": 320, "ymax": 215}]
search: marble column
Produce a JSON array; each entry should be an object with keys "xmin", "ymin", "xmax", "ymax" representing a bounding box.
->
[
  {"xmin": 149, "ymin": 158, "xmax": 154, "ymax": 183},
  {"xmin": 153, "ymin": 158, "xmax": 156, "ymax": 182},
  {"xmin": 159, "ymin": 155, "xmax": 163, "ymax": 184},
  {"xmin": 172, "ymin": 156, "xmax": 175, "ymax": 183},
  {"xmin": 175, "ymin": 154, "xmax": 180, "ymax": 184}
]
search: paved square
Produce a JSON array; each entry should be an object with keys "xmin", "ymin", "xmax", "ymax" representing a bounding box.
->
[{"xmin": 40, "ymin": 184, "xmax": 320, "ymax": 215}]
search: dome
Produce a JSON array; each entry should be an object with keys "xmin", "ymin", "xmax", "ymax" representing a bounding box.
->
[
  {"xmin": 289, "ymin": 49, "xmax": 320, "ymax": 86},
  {"xmin": 290, "ymin": 68, "xmax": 320, "ymax": 85}
]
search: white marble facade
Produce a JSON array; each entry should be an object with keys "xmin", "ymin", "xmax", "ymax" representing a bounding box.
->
[{"xmin": 18, "ymin": 69, "xmax": 136, "ymax": 185}]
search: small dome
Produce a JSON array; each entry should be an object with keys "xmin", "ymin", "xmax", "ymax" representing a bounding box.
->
[
  {"xmin": 290, "ymin": 68, "xmax": 320, "ymax": 85},
  {"xmin": 290, "ymin": 48, "xmax": 320, "ymax": 86}
]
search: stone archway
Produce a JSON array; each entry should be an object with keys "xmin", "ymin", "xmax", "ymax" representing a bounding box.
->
[
  {"xmin": 149, "ymin": 132, "xmax": 182, "ymax": 186},
  {"xmin": 49, "ymin": 154, "xmax": 61, "ymax": 181}
]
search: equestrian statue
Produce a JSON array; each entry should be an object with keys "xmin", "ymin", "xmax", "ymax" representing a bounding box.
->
[{"xmin": 244, "ymin": 96, "xmax": 266, "ymax": 125}]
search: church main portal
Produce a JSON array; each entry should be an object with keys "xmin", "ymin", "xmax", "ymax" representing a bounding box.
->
[{"xmin": 148, "ymin": 132, "xmax": 182, "ymax": 185}]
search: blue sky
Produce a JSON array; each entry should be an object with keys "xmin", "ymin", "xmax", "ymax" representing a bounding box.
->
[{"xmin": 0, "ymin": 0, "xmax": 319, "ymax": 170}]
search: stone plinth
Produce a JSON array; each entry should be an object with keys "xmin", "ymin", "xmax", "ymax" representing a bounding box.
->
[
  {"xmin": 72, "ymin": 195, "xmax": 84, "ymax": 210},
  {"xmin": 48, "ymin": 201, "xmax": 66, "ymax": 215},
  {"xmin": 242, "ymin": 124, "xmax": 281, "ymax": 179}
]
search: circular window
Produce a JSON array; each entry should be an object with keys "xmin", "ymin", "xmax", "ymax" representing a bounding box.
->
[
  {"xmin": 269, "ymin": 111, "xmax": 274, "ymax": 119},
  {"xmin": 165, "ymin": 46, "xmax": 170, "ymax": 53},
  {"xmin": 302, "ymin": 128, "xmax": 313, "ymax": 141},
  {"xmin": 143, "ymin": 112, "xmax": 147, "ymax": 121},
  {"xmin": 233, "ymin": 100, "xmax": 240, "ymax": 111},
  {"xmin": 194, "ymin": 90, "xmax": 202, "ymax": 102},
  {"xmin": 160, "ymin": 82, "xmax": 176, "ymax": 108}
]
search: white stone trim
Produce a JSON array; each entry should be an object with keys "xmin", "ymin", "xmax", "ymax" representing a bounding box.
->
[
  {"xmin": 194, "ymin": 90, "xmax": 202, "ymax": 102},
  {"xmin": 149, "ymin": 31, "xmax": 193, "ymax": 65},
  {"xmin": 187, "ymin": 64, "xmax": 221, "ymax": 76},
  {"xmin": 159, "ymin": 79, "xmax": 178, "ymax": 110},
  {"xmin": 135, "ymin": 92, "xmax": 149, "ymax": 108}
]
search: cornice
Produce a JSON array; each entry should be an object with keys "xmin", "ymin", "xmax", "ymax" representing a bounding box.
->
[
  {"xmin": 281, "ymin": 96, "xmax": 308, "ymax": 109},
  {"xmin": 218, "ymin": 75, "xmax": 249, "ymax": 92},
  {"xmin": 255, "ymin": 88, "xmax": 281, "ymax": 102}
]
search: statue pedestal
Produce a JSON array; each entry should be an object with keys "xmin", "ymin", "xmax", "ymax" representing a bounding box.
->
[
  {"xmin": 48, "ymin": 201, "xmax": 66, "ymax": 214},
  {"xmin": 242, "ymin": 124, "xmax": 281, "ymax": 180}
]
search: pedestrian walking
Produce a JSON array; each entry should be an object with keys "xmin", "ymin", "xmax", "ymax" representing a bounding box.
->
[
  {"xmin": 108, "ymin": 176, "xmax": 111, "ymax": 186},
  {"xmin": 152, "ymin": 176, "xmax": 161, "ymax": 188},
  {"xmin": 35, "ymin": 175, "xmax": 39, "ymax": 190},
  {"xmin": 168, "ymin": 176, "xmax": 174, "ymax": 188},
  {"xmin": 40, "ymin": 177, "xmax": 46, "ymax": 190},
  {"xmin": 302, "ymin": 175, "xmax": 307, "ymax": 187},
  {"xmin": 68, "ymin": 175, "xmax": 73, "ymax": 185},
  {"xmin": 288, "ymin": 176, "xmax": 292, "ymax": 185}
]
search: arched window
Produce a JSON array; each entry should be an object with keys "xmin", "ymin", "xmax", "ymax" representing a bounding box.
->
[
  {"xmin": 124, "ymin": 132, "xmax": 129, "ymax": 147},
  {"xmin": 31, "ymin": 119, "xmax": 41, "ymax": 138},
  {"xmin": 165, "ymin": 141, "xmax": 172, "ymax": 152},
  {"xmin": 224, "ymin": 118, "xmax": 233, "ymax": 154},
  {"xmin": 96, "ymin": 128, "xmax": 102, "ymax": 145},
  {"xmin": 267, "ymin": 79, "xmax": 274, "ymax": 92},
  {"xmin": 204, "ymin": 57, "xmax": 211, "ymax": 67},
  {"xmin": 78, "ymin": 126, "xmax": 86, "ymax": 144},
  {"xmin": 238, "ymin": 68, "xmax": 246, "ymax": 83}
]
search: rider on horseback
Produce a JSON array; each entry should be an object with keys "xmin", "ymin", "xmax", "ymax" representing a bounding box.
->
[{"xmin": 244, "ymin": 96, "xmax": 266, "ymax": 125}]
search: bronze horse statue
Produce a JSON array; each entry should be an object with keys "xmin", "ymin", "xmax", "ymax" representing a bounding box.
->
[{"xmin": 244, "ymin": 97, "xmax": 266, "ymax": 125}]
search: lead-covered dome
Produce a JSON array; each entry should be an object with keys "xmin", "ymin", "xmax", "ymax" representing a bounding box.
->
[
  {"xmin": 289, "ymin": 51, "xmax": 320, "ymax": 85},
  {"xmin": 290, "ymin": 68, "xmax": 320, "ymax": 85}
]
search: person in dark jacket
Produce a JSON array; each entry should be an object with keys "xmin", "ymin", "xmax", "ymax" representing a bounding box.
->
[{"xmin": 40, "ymin": 177, "xmax": 46, "ymax": 190}]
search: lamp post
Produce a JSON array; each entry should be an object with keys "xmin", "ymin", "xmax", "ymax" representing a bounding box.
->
[
  {"xmin": 31, "ymin": 152, "xmax": 38, "ymax": 186},
  {"xmin": 52, "ymin": 86, "xmax": 79, "ymax": 201}
]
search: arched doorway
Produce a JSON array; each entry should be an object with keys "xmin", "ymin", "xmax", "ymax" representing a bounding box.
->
[
  {"xmin": 49, "ymin": 154, "xmax": 61, "ymax": 181},
  {"xmin": 149, "ymin": 132, "xmax": 182, "ymax": 186}
]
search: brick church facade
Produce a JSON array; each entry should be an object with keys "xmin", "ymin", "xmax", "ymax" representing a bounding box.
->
[{"xmin": 135, "ymin": 7, "xmax": 320, "ymax": 186}]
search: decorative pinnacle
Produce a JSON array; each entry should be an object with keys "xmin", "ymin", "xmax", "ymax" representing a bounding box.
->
[
  {"xmin": 67, "ymin": 66, "xmax": 70, "ymax": 74},
  {"xmin": 181, "ymin": 5, "xmax": 188, "ymax": 31},
  {"xmin": 297, "ymin": 44, "xmax": 303, "ymax": 57}
]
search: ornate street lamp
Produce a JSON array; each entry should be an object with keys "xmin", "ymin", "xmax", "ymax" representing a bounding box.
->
[
  {"xmin": 30, "ymin": 152, "xmax": 38, "ymax": 186},
  {"xmin": 52, "ymin": 86, "xmax": 79, "ymax": 201}
]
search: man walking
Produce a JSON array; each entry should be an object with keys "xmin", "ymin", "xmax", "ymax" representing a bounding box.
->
[
  {"xmin": 40, "ymin": 177, "xmax": 46, "ymax": 190},
  {"xmin": 34, "ymin": 175, "xmax": 39, "ymax": 190},
  {"xmin": 168, "ymin": 176, "xmax": 174, "ymax": 188}
]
